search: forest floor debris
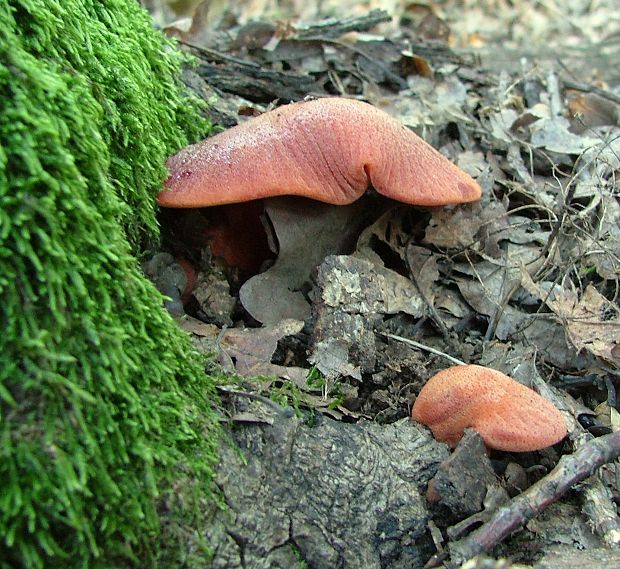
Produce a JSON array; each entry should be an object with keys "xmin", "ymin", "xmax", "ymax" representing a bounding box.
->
[{"xmin": 144, "ymin": 2, "xmax": 620, "ymax": 567}]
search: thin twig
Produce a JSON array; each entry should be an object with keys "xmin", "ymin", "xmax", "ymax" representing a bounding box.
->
[
  {"xmin": 582, "ymin": 477, "xmax": 620, "ymax": 547},
  {"xmin": 381, "ymin": 333, "xmax": 466, "ymax": 366},
  {"xmin": 448, "ymin": 430, "xmax": 620, "ymax": 565},
  {"xmin": 560, "ymin": 77, "xmax": 620, "ymax": 105},
  {"xmin": 216, "ymin": 385, "xmax": 293, "ymax": 416},
  {"xmin": 181, "ymin": 41, "xmax": 261, "ymax": 67},
  {"xmin": 295, "ymin": 8, "xmax": 392, "ymax": 38}
]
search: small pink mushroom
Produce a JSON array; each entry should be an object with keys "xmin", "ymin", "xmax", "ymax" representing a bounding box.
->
[{"xmin": 412, "ymin": 365, "xmax": 567, "ymax": 452}]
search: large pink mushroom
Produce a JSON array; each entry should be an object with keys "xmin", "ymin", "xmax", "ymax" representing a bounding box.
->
[{"xmin": 157, "ymin": 97, "xmax": 481, "ymax": 209}]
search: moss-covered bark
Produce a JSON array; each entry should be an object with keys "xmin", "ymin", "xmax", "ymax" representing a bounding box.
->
[{"xmin": 0, "ymin": 1, "xmax": 220, "ymax": 567}]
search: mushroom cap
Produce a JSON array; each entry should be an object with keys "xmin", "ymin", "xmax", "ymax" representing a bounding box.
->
[
  {"xmin": 412, "ymin": 365, "xmax": 567, "ymax": 452},
  {"xmin": 157, "ymin": 97, "xmax": 481, "ymax": 208}
]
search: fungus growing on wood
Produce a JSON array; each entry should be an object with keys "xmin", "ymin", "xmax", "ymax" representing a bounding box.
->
[
  {"xmin": 157, "ymin": 97, "xmax": 481, "ymax": 209},
  {"xmin": 412, "ymin": 365, "xmax": 567, "ymax": 452}
]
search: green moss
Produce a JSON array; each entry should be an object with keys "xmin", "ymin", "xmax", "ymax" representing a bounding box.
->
[
  {"xmin": 0, "ymin": 1, "xmax": 220, "ymax": 567},
  {"xmin": 9, "ymin": 0, "xmax": 210, "ymax": 246}
]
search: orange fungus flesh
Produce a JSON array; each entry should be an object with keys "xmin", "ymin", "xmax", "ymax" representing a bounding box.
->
[
  {"xmin": 157, "ymin": 97, "xmax": 481, "ymax": 209},
  {"xmin": 412, "ymin": 365, "xmax": 567, "ymax": 452}
]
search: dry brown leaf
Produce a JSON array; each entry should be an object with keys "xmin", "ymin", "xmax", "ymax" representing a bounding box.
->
[
  {"xmin": 521, "ymin": 275, "xmax": 620, "ymax": 366},
  {"xmin": 239, "ymin": 196, "xmax": 375, "ymax": 325},
  {"xmin": 177, "ymin": 315, "xmax": 220, "ymax": 338},
  {"xmin": 219, "ymin": 319, "xmax": 310, "ymax": 381},
  {"xmin": 355, "ymin": 207, "xmax": 409, "ymax": 263},
  {"xmin": 406, "ymin": 245, "xmax": 439, "ymax": 303},
  {"xmin": 424, "ymin": 202, "xmax": 487, "ymax": 249},
  {"xmin": 557, "ymin": 285, "xmax": 620, "ymax": 366},
  {"xmin": 434, "ymin": 288, "xmax": 474, "ymax": 327},
  {"xmin": 530, "ymin": 116, "xmax": 600, "ymax": 154},
  {"xmin": 568, "ymin": 190, "xmax": 620, "ymax": 280},
  {"xmin": 452, "ymin": 243, "xmax": 545, "ymax": 340}
]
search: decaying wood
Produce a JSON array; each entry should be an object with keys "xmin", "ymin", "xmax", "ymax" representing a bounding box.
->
[
  {"xmin": 295, "ymin": 8, "xmax": 392, "ymax": 39},
  {"xmin": 448, "ymin": 431, "xmax": 620, "ymax": 565},
  {"xmin": 197, "ymin": 60, "xmax": 316, "ymax": 103},
  {"xmin": 205, "ymin": 397, "xmax": 448, "ymax": 568}
]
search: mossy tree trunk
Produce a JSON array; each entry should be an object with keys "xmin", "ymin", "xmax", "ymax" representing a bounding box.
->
[{"xmin": 0, "ymin": 1, "xmax": 220, "ymax": 567}]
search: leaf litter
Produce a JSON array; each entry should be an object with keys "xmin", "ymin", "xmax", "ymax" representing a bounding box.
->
[{"xmin": 145, "ymin": 0, "xmax": 620, "ymax": 566}]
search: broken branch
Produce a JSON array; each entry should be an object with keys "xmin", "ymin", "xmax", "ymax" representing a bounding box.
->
[{"xmin": 448, "ymin": 430, "xmax": 620, "ymax": 565}]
